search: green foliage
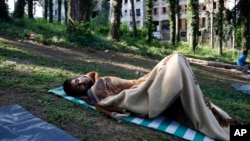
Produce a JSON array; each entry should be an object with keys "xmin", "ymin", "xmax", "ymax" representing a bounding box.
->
[
  {"xmin": 236, "ymin": 27, "xmax": 243, "ymax": 47},
  {"xmin": 0, "ymin": 18, "xmax": 250, "ymax": 135},
  {"xmin": 0, "ymin": 18, "xmax": 243, "ymax": 63},
  {"xmin": 0, "ymin": 18, "xmax": 111, "ymax": 49},
  {"xmin": 91, "ymin": 0, "xmax": 110, "ymax": 26},
  {"xmin": 145, "ymin": 0, "xmax": 153, "ymax": 44},
  {"xmin": 186, "ymin": 0, "xmax": 199, "ymax": 52},
  {"xmin": 120, "ymin": 23, "xmax": 131, "ymax": 37},
  {"xmin": 92, "ymin": 24, "xmax": 109, "ymax": 36}
]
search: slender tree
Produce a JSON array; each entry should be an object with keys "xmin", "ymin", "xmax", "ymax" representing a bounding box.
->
[
  {"xmin": 0, "ymin": 0, "xmax": 11, "ymax": 21},
  {"xmin": 210, "ymin": 0, "xmax": 214, "ymax": 48},
  {"xmin": 58, "ymin": 0, "xmax": 62, "ymax": 23},
  {"xmin": 13, "ymin": 0, "xmax": 25, "ymax": 18},
  {"xmin": 187, "ymin": 0, "xmax": 199, "ymax": 52},
  {"xmin": 233, "ymin": 0, "xmax": 237, "ymax": 48},
  {"xmin": 49, "ymin": 0, "xmax": 53, "ymax": 22},
  {"xmin": 175, "ymin": 0, "xmax": 180, "ymax": 43},
  {"xmin": 44, "ymin": 0, "xmax": 48, "ymax": 20},
  {"xmin": 28, "ymin": 0, "xmax": 34, "ymax": 19},
  {"xmin": 218, "ymin": 0, "xmax": 224, "ymax": 55},
  {"xmin": 130, "ymin": 0, "xmax": 137, "ymax": 38},
  {"xmin": 146, "ymin": 0, "xmax": 153, "ymax": 44},
  {"xmin": 67, "ymin": 0, "xmax": 71, "ymax": 31},
  {"xmin": 169, "ymin": 0, "xmax": 177, "ymax": 46},
  {"xmin": 239, "ymin": 0, "xmax": 250, "ymax": 50},
  {"xmin": 109, "ymin": 0, "xmax": 122, "ymax": 40},
  {"xmin": 64, "ymin": 0, "xmax": 68, "ymax": 23}
]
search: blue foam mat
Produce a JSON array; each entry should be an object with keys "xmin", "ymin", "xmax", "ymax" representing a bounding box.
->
[{"xmin": 0, "ymin": 104, "xmax": 79, "ymax": 141}]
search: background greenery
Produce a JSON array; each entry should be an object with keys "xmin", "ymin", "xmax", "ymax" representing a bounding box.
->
[{"xmin": 0, "ymin": 18, "xmax": 249, "ymax": 140}]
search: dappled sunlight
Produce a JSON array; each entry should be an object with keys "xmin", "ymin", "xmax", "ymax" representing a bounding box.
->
[
  {"xmin": 1, "ymin": 36, "xmax": 157, "ymax": 73},
  {"xmin": 0, "ymin": 37, "xmax": 156, "ymax": 80},
  {"xmin": 0, "ymin": 60, "xmax": 71, "ymax": 89},
  {"xmin": 191, "ymin": 63, "xmax": 249, "ymax": 84},
  {"xmin": 1, "ymin": 34, "xmax": 250, "ymax": 131}
]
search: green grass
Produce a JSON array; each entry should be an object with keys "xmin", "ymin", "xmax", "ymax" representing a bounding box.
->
[
  {"xmin": 0, "ymin": 18, "xmax": 250, "ymax": 140},
  {"xmin": 0, "ymin": 18, "xmax": 242, "ymax": 63}
]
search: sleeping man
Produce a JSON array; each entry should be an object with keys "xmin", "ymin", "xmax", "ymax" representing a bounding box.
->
[{"xmin": 63, "ymin": 53, "xmax": 240, "ymax": 141}]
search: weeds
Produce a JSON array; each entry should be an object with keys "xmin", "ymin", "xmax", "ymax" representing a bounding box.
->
[{"xmin": 0, "ymin": 19, "xmax": 249, "ymax": 140}]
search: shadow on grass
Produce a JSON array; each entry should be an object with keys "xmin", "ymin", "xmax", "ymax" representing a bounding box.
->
[{"xmin": 0, "ymin": 37, "xmax": 158, "ymax": 76}]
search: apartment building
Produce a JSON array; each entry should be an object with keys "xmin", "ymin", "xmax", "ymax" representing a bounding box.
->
[
  {"xmin": 115, "ymin": 0, "xmax": 236, "ymax": 40},
  {"xmin": 120, "ymin": 0, "xmax": 146, "ymax": 28}
]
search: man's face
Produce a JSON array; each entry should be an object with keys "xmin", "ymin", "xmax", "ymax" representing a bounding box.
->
[{"xmin": 70, "ymin": 76, "xmax": 92, "ymax": 95}]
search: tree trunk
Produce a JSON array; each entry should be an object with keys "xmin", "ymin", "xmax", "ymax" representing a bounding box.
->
[
  {"xmin": 187, "ymin": 0, "xmax": 199, "ymax": 52},
  {"xmin": 187, "ymin": 58, "xmax": 239, "ymax": 70},
  {"xmin": 28, "ymin": 0, "xmax": 34, "ymax": 19},
  {"xmin": 49, "ymin": 0, "xmax": 53, "ymax": 23},
  {"xmin": 232, "ymin": 0, "xmax": 237, "ymax": 49},
  {"xmin": 69, "ymin": 0, "xmax": 91, "ymax": 22},
  {"xmin": 130, "ymin": 0, "xmax": 137, "ymax": 38},
  {"xmin": 240, "ymin": 0, "xmax": 250, "ymax": 50},
  {"xmin": 210, "ymin": 0, "xmax": 214, "ymax": 48},
  {"xmin": 0, "ymin": 0, "xmax": 11, "ymax": 21},
  {"xmin": 169, "ymin": 0, "xmax": 177, "ymax": 46},
  {"xmin": 44, "ymin": 0, "xmax": 48, "ymax": 20},
  {"xmin": 146, "ymin": 0, "xmax": 153, "ymax": 44},
  {"xmin": 175, "ymin": 0, "xmax": 180, "ymax": 43},
  {"xmin": 218, "ymin": 0, "xmax": 224, "ymax": 55},
  {"xmin": 67, "ymin": 0, "xmax": 92, "ymax": 33},
  {"xmin": 64, "ymin": 0, "xmax": 68, "ymax": 24},
  {"xmin": 58, "ymin": 0, "xmax": 62, "ymax": 23},
  {"xmin": 13, "ymin": 0, "xmax": 25, "ymax": 18},
  {"xmin": 109, "ymin": 0, "xmax": 122, "ymax": 40}
]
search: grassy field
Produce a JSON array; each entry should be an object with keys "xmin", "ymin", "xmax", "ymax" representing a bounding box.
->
[{"xmin": 0, "ymin": 19, "xmax": 250, "ymax": 140}]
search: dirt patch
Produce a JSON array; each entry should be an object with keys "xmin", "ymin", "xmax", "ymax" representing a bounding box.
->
[
  {"xmin": 0, "ymin": 36, "xmax": 184, "ymax": 141},
  {"xmin": 0, "ymin": 35, "xmax": 248, "ymax": 141}
]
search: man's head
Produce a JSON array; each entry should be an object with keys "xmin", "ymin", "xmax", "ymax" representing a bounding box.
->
[
  {"xmin": 243, "ymin": 49, "xmax": 248, "ymax": 55},
  {"xmin": 63, "ymin": 76, "xmax": 94, "ymax": 97}
]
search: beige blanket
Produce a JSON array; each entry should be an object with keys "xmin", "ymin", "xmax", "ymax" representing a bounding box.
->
[{"xmin": 99, "ymin": 53, "xmax": 231, "ymax": 141}]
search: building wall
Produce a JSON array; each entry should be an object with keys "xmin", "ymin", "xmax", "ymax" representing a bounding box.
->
[
  {"xmin": 5, "ymin": 0, "xmax": 43, "ymax": 18},
  {"xmin": 116, "ymin": 0, "xmax": 236, "ymax": 41},
  {"xmin": 119, "ymin": 0, "xmax": 146, "ymax": 29}
]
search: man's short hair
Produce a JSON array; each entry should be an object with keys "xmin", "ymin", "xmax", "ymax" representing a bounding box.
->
[
  {"xmin": 63, "ymin": 78, "xmax": 89, "ymax": 97},
  {"xmin": 63, "ymin": 78, "xmax": 77, "ymax": 97},
  {"xmin": 243, "ymin": 49, "xmax": 248, "ymax": 55}
]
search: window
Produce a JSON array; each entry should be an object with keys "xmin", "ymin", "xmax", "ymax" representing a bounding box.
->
[
  {"xmin": 202, "ymin": 17, "xmax": 206, "ymax": 28},
  {"xmin": 203, "ymin": 5, "xmax": 206, "ymax": 10},
  {"xmin": 162, "ymin": 7, "xmax": 166, "ymax": 14},
  {"xmin": 136, "ymin": 21, "xmax": 140, "ymax": 26},
  {"xmin": 154, "ymin": 8, "xmax": 158, "ymax": 15},
  {"xmin": 124, "ymin": 10, "xmax": 127, "ymax": 16},
  {"xmin": 124, "ymin": 0, "xmax": 128, "ymax": 4},
  {"xmin": 136, "ymin": 9, "xmax": 141, "ymax": 16},
  {"xmin": 136, "ymin": 0, "xmax": 140, "ymax": 2},
  {"xmin": 213, "ymin": 2, "xmax": 216, "ymax": 9}
]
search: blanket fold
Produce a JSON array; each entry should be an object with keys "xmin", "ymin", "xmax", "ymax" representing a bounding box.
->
[{"xmin": 99, "ymin": 53, "xmax": 234, "ymax": 141}]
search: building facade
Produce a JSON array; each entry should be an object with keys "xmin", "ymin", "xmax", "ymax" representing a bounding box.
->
[{"xmin": 112, "ymin": 0, "xmax": 236, "ymax": 40}]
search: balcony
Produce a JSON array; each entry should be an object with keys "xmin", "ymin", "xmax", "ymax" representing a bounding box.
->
[{"xmin": 152, "ymin": 14, "xmax": 169, "ymax": 21}]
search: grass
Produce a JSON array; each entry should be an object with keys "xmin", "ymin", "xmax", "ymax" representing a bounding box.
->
[
  {"xmin": 0, "ymin": 18, "xmax": 250, "ymax": 140},
  {"xmin": 0, "ymin": 18, "xmax": 242, "ymax": 62}
]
